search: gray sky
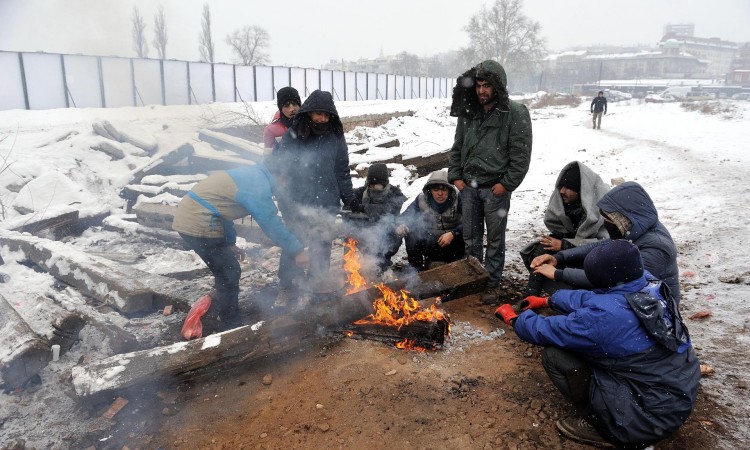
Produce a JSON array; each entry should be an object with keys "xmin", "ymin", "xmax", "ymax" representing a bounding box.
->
[{"xmin": 1, "ymin": 0, "xmax": 748, "ymax": 68}]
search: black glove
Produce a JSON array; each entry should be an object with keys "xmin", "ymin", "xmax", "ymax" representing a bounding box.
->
[{"xmin": 347, "ymin": 197, "xmax": 365, "ymax": 213}]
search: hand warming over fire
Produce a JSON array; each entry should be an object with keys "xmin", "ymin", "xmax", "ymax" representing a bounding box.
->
[
  {"xmin": 395, "ymin": 224, "xmax": 409, "ymax": 237},
  {"xmin": 530, "ymin": 253, "xmax": 557, "ymax": 269},
  {"xmin": 533, "ymin": 263, "xmax": 556, "ymax": 280},
  {"xmin": 437, "ymin": 231, "xmax": 454, "ymax": 247}
]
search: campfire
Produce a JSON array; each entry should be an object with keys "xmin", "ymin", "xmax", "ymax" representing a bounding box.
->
[{"xmin": 341, "ymin": 238, "xmax": 450, "ymax": 351}]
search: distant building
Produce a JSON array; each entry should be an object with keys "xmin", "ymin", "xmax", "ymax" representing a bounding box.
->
[
  {"xmin": 658, "ymin": 33, "xmax": 739, "ymax": 77},
  {"xmin": 663, "ymin": 23, "xmax": 695, "ymax": 38}
]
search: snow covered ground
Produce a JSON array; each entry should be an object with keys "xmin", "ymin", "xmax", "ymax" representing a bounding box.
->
[{"xmin": 1, "ymin": 95, "xmax": 749, "ymax": 447}]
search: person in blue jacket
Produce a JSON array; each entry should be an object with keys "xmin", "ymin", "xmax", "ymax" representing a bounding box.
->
[
  {"xmin": 272, "ymin": 90, "xmax": 357, "ymax": 306},
  {"xmin": 496, "ymin": 240, "xmax": 700, "ymax": 448},
  {"xmin": 172, "ymin": 162, "xmax": 309, "ymax": 331},
  {"xmin": 530, "ymin": 181, "xmax": 681, "ymax": 303}
]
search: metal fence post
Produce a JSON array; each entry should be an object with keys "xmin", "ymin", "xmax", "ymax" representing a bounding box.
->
[
  {"xmin": 97, "ymin": 56, "xmax": 106, "ymax": 108},
  {"xmin": 60, "ymin": 54, "xmax": 70, "ymax": 108},
  {"xmin": 18, "ymin": 53, "xmax": 30, "ymax": 110}
]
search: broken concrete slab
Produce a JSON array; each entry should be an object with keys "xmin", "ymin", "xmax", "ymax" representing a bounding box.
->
[
  {"xmin": 0, "ymin": 230, "xmax": 154, "ymax": 313},
  {"xmin": 198, "ymin": 129, "xmax": 265, "ymax": 162},
  {"xmin": 128, "ymin": 143, "xmax": 194, "ymax": 186},
  {"xmin": 0, "ymin": 293, "xmax": 50, "ymax": 392}
]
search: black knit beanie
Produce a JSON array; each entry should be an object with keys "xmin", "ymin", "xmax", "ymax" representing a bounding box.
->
[
  {"xmin": 276, "ymin": 87, "xmax": 301, "ymax": 111},
  {"xmin": 584, "ymin": 240, "xmax": 644, "ymax": 289},
  {"xmin": 558, "ymin": 164, "xmax": 581, "ymax": 192},
  {"xmin": 366, "ymin": 163, "xmax": 389, "ymax": 186}
]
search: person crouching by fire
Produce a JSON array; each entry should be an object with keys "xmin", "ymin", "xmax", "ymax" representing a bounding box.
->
[
  {"xmin": 172, "ymin": 160, "xmax": 309, "ymax": 333},
  {"xmin": 495, "ymin": 240, "xmax": 699, "ymax": 448},
  {"xmin": 395, "ymin": 170, "xmax": 464, "ymax": 271}
]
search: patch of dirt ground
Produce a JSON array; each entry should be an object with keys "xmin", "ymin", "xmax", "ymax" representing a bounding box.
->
[{"xmin": 62, "ymin": 275, "xmax": 725, "ymax": 450}]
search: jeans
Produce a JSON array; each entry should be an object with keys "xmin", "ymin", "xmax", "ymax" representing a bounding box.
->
[
  {"xmin": 179, "ymin": 233, "xmax": 241, "ymax": 323},
  {"xmin": 461, "ymin": 184, "xmax": 511, "ymax": 287},
  {"xmin": 592, "ymin": 112, "xmax": 603, "ymax": 129},
  {"xmin": 278, "ymin": 205, "xmax": 335, "ymax": 289}
]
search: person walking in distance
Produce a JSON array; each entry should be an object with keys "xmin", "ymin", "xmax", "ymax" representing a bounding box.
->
[{"xmin": 590, "ymin": 91, "xmax": 607, "ymax": 129}]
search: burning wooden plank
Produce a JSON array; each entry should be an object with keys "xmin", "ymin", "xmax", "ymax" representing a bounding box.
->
[{"xmin": 343, "ymin": 318, "xmax": 448, "ymax": 350}]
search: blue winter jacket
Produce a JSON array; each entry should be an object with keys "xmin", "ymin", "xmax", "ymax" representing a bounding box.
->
[
  {"xmin": 514, "ymin": 274, "xmax": 699, "ymax": 446},
  {"xmin": 554, "ymin": 181, "xmax": 680, "ymax": 302}
]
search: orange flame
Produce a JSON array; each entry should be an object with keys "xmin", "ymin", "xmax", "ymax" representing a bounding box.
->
[
  {"xmin": 343, "ymin": 330, "xmax": 354, "ymax": 337},
  {"xmin": 396, "ymin": 339, "xmax": 427, "ymax": 352},
  {"xmin": 343, "ymin": 237, "xmax": 367, "ymax": 294},
  {"xmin": 343, "ymin": 238, "xmax": 450, "ymax": 349}
]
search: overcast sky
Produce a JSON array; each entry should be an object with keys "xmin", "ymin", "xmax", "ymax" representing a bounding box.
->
[{"xmin": 1, "ymin": 0, "xmax": 748, "ymax": 68}]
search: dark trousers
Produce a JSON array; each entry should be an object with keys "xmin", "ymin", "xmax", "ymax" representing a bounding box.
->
[
  {"xmin": 179, "ymin": 233, "xmax": 241, "ymax": 324},
  {"xmin": 461, "ymin": 185, "xmax": 511, "ymax": 287},
  {"xmin": 278, "ymin": 204, "xmax": 334, "ymax": 289},
  {"xmin": 541, "ymin": 347, "xmax": 592, "ymax": 416},
  {"xmin": 405, "ymin": 232, "xmax": 464, "ymax": 271}
]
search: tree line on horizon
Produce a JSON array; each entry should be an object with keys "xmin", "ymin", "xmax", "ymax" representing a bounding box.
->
[{"xmin": 130, "ymin": 0, "xmax": 545, "ymax": 86}]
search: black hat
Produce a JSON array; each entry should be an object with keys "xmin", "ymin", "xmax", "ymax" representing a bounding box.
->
[
  {"xmin": 584, "ymin": 240, "xmax": 644, "ymax": 289},
  {"xmin": 557, "ymin": 164, "xmax": 581, "ymax": 192},
  {"xmin": 277, "ymin": 87, "xmax": 301, "ymax": 111},
  {"xmin": 366, "ymin": 163, "xmax": 389, "ymax": 186}
]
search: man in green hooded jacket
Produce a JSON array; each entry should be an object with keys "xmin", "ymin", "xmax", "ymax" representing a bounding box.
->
[{"xmin": 448, "ymin": 60, "xmax": 533, "ymax": 303}]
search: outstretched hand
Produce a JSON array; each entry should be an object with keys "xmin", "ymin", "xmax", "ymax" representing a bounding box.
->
[{"xmin": 530, "ymin": 253, "xmax": 556, "ymax": 269}]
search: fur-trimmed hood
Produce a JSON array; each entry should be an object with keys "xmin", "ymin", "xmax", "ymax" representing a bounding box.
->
[{"xmin": 450, "ymin": 59, "xmax": 509, "ymax": 118}]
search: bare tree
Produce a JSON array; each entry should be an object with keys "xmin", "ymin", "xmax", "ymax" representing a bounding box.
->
[
  {"xmin": 225, "ymin": 25, "xmax": 270, "ymax": 65},
  {"xmin": 464, "ymin": 0, "xmax": 546, "ymax": 78},
  {"xmin": 390, "ymin": 52, "xmax": 422, "ymax": 75},
  {"xmin": 131, "ymin": 6, "xmax": 149, "ymax": 58},
  {"xmin": 198, "ymin": 3, "xmax": 215, "ymax": 63},
  {"xmin": 153, "ymin": 5, "xmax": 168, "ymax": 59}
]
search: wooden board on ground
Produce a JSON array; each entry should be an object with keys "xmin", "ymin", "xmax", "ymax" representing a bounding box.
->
[
  {"xmin": 198, "ymin": 129, "xmax": 266, "ymax": 162},
  {"xmin": 129, "ymin": 143, "xmax": 194, "ymax": 185},
  {"xmin": 67, "ymin": 257, "xmax": 489, "ymax": 398}
]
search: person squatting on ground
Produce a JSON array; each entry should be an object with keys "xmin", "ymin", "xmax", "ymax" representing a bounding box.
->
[
  {"xmin": 495, "ymin": 240, "xmax": 700, "ymax": 448},
  {"xmin": 520, "ymin": 161, "xmax": 610, "ymax": 297},
  {"xmin": 591, "ymin": 91, "xmax": 607, "ymax": 129},
  {"xmin": 263, "ymin": 86, "xmax": 301, "ymax": 149},
  {"xmin": 447, "ymin": 59, "xmax": 533, "ymax": 303},
  {"xmin": 272, "ymin": 89, "xmax": 357, "ymax": 306},
  {"xmin": 172, "ymin": 163, "xmax": 309, "ymax": 331},
  {"xmin": 395, "ymin": 170, "xmax": 464, "ymax": 271},
  {"xmin": 530, "ymin": 180, "xmax": 682, "ymax": 304},
  {"xmin": 349, "ymin": 163, "xmax": 406, "ymax": 272}
]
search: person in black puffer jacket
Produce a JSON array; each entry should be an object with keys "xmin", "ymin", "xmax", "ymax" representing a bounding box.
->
[{"xmin": 271, "ymin": 90, "xmax": 356, "ymax": 305}]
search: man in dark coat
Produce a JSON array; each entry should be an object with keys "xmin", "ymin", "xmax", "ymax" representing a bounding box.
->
[
  {"xmin": 531, "ymin": 181, "xmax": 681, "ymax": 303},
  {"xmin": 350, "ymin": 163, "xmax": 406, "ymax": 271},
  {"xmin": 448, "ymin": 59, "xmax": 533, "ymax": 303},
  {"xmin": 272, "ymin": 89, "xmax": 356, "ymax": 306},
  {"xmin": 396, "ymin": 170, "xmax": 464, "ymax": 271},
  {"xmin": 495, "ymin": 240, "xmax": 700, "ymax": 448},
  {"xmin": 520, "ymin": 161, "xmax": 610, "ymax": 296},
  {"xmin": 590, "ymin": 91, "xmax": 607, "ymax": 129}
]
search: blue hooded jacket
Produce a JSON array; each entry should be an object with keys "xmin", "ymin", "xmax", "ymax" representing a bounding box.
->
[
  {"xmin": 553, "ymin": 181, "xmax": 680, "ymax": 302},
  {"xmin": 514, "ymin": 274, "xmax": 699, "ymax": 446}
]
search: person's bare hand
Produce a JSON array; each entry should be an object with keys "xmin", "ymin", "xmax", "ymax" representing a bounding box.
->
[
  {"xmin": 453, "ymin": 180, "xmax": 466, "ymax": 191},
  {"xmin": 540, "ymin": 236, "xmax": 562, "ymax": 252},
  {"xmin": 395, "ymin": 224, "xmax": 409, "ymax": 237},
  {"xmin": 294, "ymin": 250, "xmax": 310, "ymax": 269},
  {"xmin": 437, "ymin": 231, "xmax": 454, "ymax": 247},
  {"xmin": 530, "ymin": 254, "xmax": 556, "ymax": 269},
  {"xmin": 533, "ymin": 264, "xmax": 557, "ymax": 280},
  {"xmin": 491, "ymin": 183, "xmax": 507, "ymax": 196}
]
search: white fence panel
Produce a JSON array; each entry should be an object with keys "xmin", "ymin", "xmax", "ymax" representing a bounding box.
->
[
  {"xmin": 164, "ymin": 60, "xmax": 189, "ymax": 105},
  {"xmin": 24, "ymin": 53, "xmax": 67, "ymax": 110},
  {"xmin": 133, "ymin": 59, "xmax": 162, "ymax": 106},
  {"xmin": 332, "ymin": 71, "xmax": 345, "ymax": 101},
  {"xmin": 101, "ymin": 57, "xmax": 133, "ymax": 108},
  {"xmin": 63, "ymin": 55, "xmax": 101, "ymax": 108},
  {"xmin": 255, "ymin": 66, "xmax": 274, "ymax": 101},
  {"xmin": 0, "ymin": 52, "xmax": 25, "ymax": 110},
  {"xmin": 235, "ymin": 65, "xmax": 255, "ymax": 102},
  {"xmin": 304, "ymin": 69, "xmax": 320, "ymax": 96},
  {"xmin": 214, "ymin": 64, "xmax": 235, "ymax": 103},
  {"xmin": 188, "ymin": 62, "xmax": 213, "ymax": 104}
]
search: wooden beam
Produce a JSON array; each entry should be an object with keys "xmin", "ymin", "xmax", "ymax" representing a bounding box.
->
[
  {"xmin": 69, "ymin": 257, "xmax": 488, "ymax": 398},
  {"xmin": 198, "ymin": 129, "xmax": 265, "ymax": 162}
]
